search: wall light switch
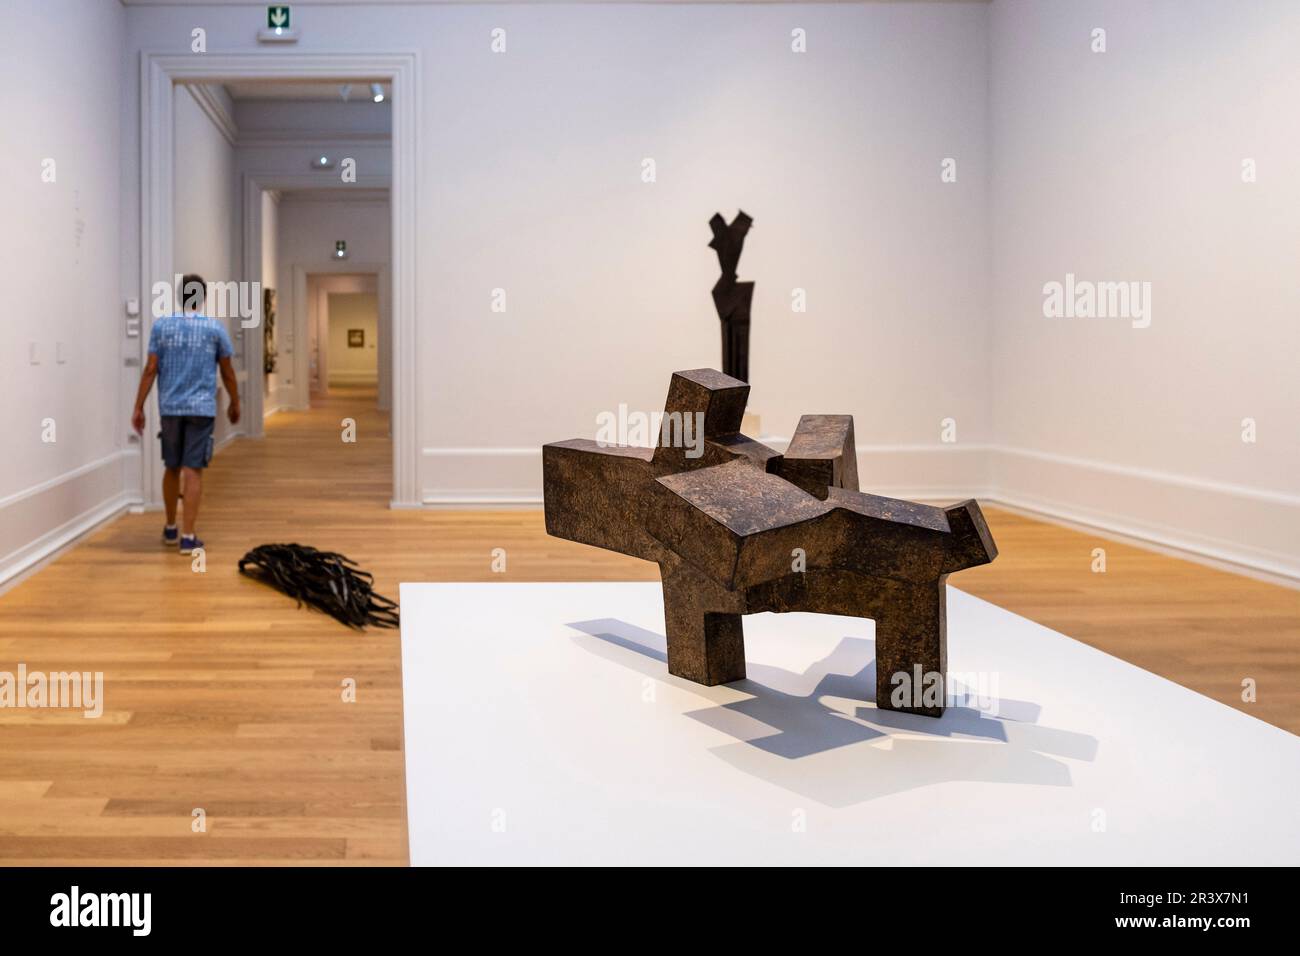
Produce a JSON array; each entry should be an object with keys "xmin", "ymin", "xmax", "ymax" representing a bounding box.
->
[{"xmin": 125, "ymin": 298, "xmax": 140, "ymax": 317}]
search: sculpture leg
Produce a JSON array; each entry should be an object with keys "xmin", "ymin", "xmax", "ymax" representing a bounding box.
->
[
  {"xmin": 664, "ymin": 609, "xmax": 746, "ymax": 685},
  {"xmin": 874, "ymin": 580, "xmax": 947, "ymax": 717},
  {"xmin": 660, "ymin": 564, "xmax": 743, "ymax": 686},
  {"xmin": 665, "ymin": 561, "xmax": 748, "ymax": 686}
]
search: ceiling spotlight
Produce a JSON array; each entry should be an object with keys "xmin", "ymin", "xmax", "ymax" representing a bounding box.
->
[
  {"xmin": 335, "ymin": 240, "xmax": 348, "ymax": 260},
  {"xmin": 339, "ymin": 84, "xmax": 352, "ymax": 102},
  {"xmin": 370, "ymin": 83, "xmax": 385, "ymax": 104},
  {"xmin": 311, "ymin": 155, "xmax": 335, "ymax": 170}
]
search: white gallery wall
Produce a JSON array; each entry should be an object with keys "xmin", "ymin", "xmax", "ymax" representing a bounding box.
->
[
  {"xmin": 988, "ymin": 0, "xmax": 1300, "ymax": 578},
  {"xmin": 418, "ymin": 3, "xmax": 994, "ymax": 503},
  {"xmin": 173, "ymin": 84, "xmax": 241, "ymax": 449},
  {"xmin": 118, "ymin": 1, "xmax": 993, "ymax": 507},
  {"xmin": 0, "ymin": 0, "xmax": 128, "ymax": 584},
  {"xmin": 0, "ymin": 1, "xmax": 1294, "ymax": 587}
]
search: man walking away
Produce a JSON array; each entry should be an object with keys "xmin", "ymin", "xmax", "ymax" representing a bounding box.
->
[{"xmin": 131, "ymin": 274, "xmax": 240, "ymax": 555}]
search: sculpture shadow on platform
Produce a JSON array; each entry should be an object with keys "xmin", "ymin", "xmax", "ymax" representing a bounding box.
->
[{"xmin": 567, "ymin": 616, "xmax": 1100, "ymax": 809}]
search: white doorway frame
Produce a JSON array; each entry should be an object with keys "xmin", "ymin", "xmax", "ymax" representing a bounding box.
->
[
  {"xmin": 295, "ymin": 263, "xmax": 391, "ymax": 406},
  {"xmin": 241, "ymin": 174, "xmax": 391, "ymax": 427},
  {"xmin": 139, "ymin": 51, "xmax": 419, "ymax": 507}
]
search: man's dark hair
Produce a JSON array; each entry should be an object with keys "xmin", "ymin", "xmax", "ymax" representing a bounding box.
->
[{"xmin": 180, "ymin": 274, "xmax": 206, "ymax": 313}]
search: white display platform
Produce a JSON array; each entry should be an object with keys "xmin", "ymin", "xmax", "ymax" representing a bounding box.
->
[{"xmin": 399, "ymin": 582, "xmax": 1300, "ymax": 865}]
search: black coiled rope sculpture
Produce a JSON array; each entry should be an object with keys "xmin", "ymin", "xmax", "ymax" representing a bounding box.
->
[{"xmin": 238, "ymin": 544, "xmax": 400, "ymax": 629}]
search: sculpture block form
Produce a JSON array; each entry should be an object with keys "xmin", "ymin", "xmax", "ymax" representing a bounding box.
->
[
  {"xmin": 543, "ymin": 369, "xmax": 998, "ymax": 717},
  {"xmin": 708, "ymin": 211, "xmax": 754, "ymax": 382}
]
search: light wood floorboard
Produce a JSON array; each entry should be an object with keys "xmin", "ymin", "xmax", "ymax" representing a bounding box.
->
[{"xmin": 0, "ymin": 387, "xmax": 1294, "ymax": 865}]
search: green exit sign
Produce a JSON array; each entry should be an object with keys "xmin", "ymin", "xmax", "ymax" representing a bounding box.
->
[{"xmin": 267, "ymin": 5, "xmax": 291, "ymax": 30}]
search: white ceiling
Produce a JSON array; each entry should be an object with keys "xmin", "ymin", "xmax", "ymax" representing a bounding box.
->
[{"xmin": 223, "ymin": 80, "xmax": 391, "ymax": 102}]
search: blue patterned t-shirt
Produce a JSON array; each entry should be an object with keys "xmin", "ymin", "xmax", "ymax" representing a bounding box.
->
[{"xmin": 147, "ymin": 314, "xmax": 235, "ymax": 417}]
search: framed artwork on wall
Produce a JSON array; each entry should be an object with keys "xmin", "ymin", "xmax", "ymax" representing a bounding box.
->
[{"xmin": 263, "ymin": 288, "xmax": 278, "ymax": 375}]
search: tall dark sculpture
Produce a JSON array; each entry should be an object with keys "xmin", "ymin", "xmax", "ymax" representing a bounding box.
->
[
  {"xmin": 709, "ymin": 211, "xmax": 754, "ymax": 381},
  {"xmin": 543, "ymin": 369, "xmax": 998, "ymax": 717}
]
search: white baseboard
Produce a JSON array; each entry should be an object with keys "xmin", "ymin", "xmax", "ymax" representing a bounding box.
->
[
  {"xmin": 422, "ymin": 496, "xmax": 543, "ymax": 509},
  {"xmin": 418, "ymin": 441, "xmax": 1298, "ymax": 584},
  {"xmin": 0, "ymin": 451, "xmax": 136, "ymax": 590},
  {"xmin": 418, "ymin": 443, "xmax": 990, "ymax": 509},
  {"xmin": 850, "ymin": 442, "xmax": 990, "ymax": 504},
  {"xmin": 6, "ymin": 440, "xmax": 1294, "ymax": 588},
  {"xmin": 263, "ymin": 383, "xmax": 297, "ymax": 418},
  {"xmin": 988, "ymin": 445, "xmax": 1300, "ymax": 585},
  {"xmin": 328, "ymin": 374, "xmax": 379, "ymax": 387},
  {"xmin": 421, "ymin": 447, "xmax": 543, "ymax": 507},
  {"xmin": 985, "ymin": 496, "xmax": 1299, "ymax": 589},
  {"xmin": 0, "ymin": 435, "xmax": 250, "ymax": 585}
]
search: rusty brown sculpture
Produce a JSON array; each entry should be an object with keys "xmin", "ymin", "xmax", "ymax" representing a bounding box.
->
[{"xmin": 543, "ymin": 369, "xmax": 997, "ymax": 717}]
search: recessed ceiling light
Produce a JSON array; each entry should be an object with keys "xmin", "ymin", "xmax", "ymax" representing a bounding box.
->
[
  {"xmin": 370, "ymin": 83, "xmax": 385, "ymax": 104},
  {"xmin": 339, "ymin": 84, "xmax": 352, "ymax": 102}
]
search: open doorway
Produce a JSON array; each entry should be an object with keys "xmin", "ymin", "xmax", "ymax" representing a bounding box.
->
[
  {"xmin": 326, "ymin": 290, "xmax": 379, "ymax": 389},
  {"xmin": 269, "ymin": 189, "xmax": 392, "ymax": 418},
  {"xmin": 311, "ymin": 276, "xmax": 377, "ymax": 398},
  {"xmin": 306, "ymin": 273, "xmax": 392, "ymax": 423},
  {"xmin": 140, "ymin": 53, "xmax": 418, "ymax": 507},
  {"xmin": 164, "ymin": 74, "xmax": 395, "ymax": 495}
]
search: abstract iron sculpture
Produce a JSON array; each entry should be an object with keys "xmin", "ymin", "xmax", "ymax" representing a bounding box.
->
[
  {"xmin": 543, "ymin": 369, "xmax": 997, "ymax": 717},
  {"xmin": 708, "ymin": 211, "xmax": 754, "ymax": 381},
  {"xmin": 238, "ymin": 543, "xmax": 399, "ymax": 629}
]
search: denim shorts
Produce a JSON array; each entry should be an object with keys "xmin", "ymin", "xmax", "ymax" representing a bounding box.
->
[{"xmin": 159, "ymin": 415, "xmax": 216, "ymax": 470}]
